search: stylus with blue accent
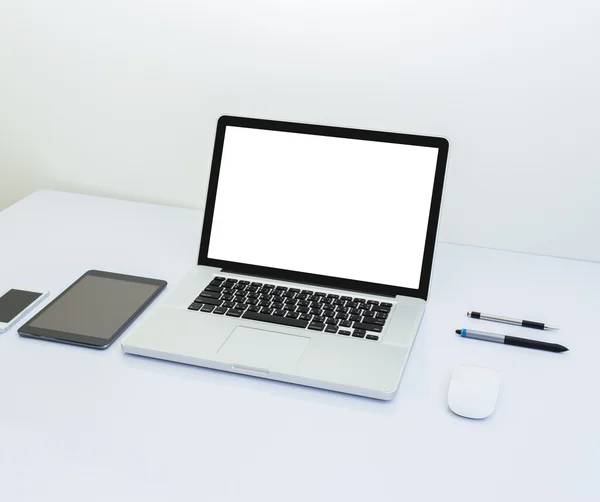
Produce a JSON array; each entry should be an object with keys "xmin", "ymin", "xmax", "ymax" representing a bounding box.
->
[{"xmin": 456, "ymin": 329, "xmax": 568, "ymax": 353}]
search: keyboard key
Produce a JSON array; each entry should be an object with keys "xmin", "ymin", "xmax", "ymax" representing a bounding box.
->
[
  {"xmin": 283, "ymin": 304, "xmax": 296, "ymax": 311},
  {"xmin": 226, "ymin": 309, "xmax": 243, "ymax": 317},
  {"xmin": 238, "ymin": 280, "xmax": 250, "ymax": 285},
  {"xmin": 275, "ymin": 286, "xmax": 287, "ymax": 291},
  {"xmin": 310, "ymin": 309, "xmax": 322, "ymax": 316},
  {"xmin": 325, "ymin": 318, "xmax": 337, "ymax": 325},
  {"xmin": 296, "ymin": 294, "xmax": 308, "ymax": 300},
  {"xmin": 234, "ymin": 295, "xmax": 246, "ymax": 302},
  {"xmin": 299, "ymin": 314, "xmax": 312, "ymax": 321},
  {"xmin": 199, "ymin": 290, "xmax": 221, "ymax": 299},
  {"xmin": 242, "ymin": 310, "xmax": 309, "ymax": 328},
  {"xmin": 247, "ymin": 305, "xmax": 260, "ymax": 312},
  {"xmin": 213, "ymin": 306, "xmax": 227, "ymax": 315},
  {"xmin": 247, "ymin": 292, "xmax": 260, "ymax": 299},
  {"xmin": 204, "ymin": 285, "xmax": 223, "ymax": 293},
  {"xmin": 215, "ymin": 276, "xmax": 226, "ymax": 281},
  {"xmin": 339, "ymin": 320, "xmax": 352, "ymax": 327},
  {"xmin": 201, "ymin": 305, "xmax": 214, "ymax": 313},
  {"xmin": 308, "ymin": 322, "xmax": 326, "ymax": 331},
  {"xmin": 352, "ymin": 330, "xmax": 366, "ymax": 338},
  {"xmin": 354, "ymin": 297, "xmax": 366, "ymax": 303},
  {"xmin": 367, "ymin": 300, "xmax": 379, "ymax": 305},
  {"xmin": 258, "ymin": 300, "xmax": 271, "ymax": 307},
  {"xmin": 235, "ymin": 303, "xmax": 247, "ymax": 310},
  {"xmin": 251, "ymin": 282, "xmax": 262, "ymax": 287},
  {"xmin": 350, "ymin": 308, "xmax": 362, "ymax": 315},
  {"xmin": 246, "ymin": 298, "xmax": 259, "ymax": 305},
  {"xmin": 335, "ymin": 313, "xmax": 349, "ymax": 320},
  {"xmin": 362, "ymin": 311, "xmax": 374, "ymax": 318},
  {"xmin": 349, "ymin": 314, "xmax": 362, "ymax": 322},
  {"xmin": 321, "ymin": 297, "xmax": 334, "ymax": 304},
  {"xmin": 283, "ymin": 291, "xmax": 296, "ymax": 298},
  {"xmin": 272, "ymin": 290, "xmax": 283, "ymax": 297},
  {"xmin": 366, "ymin": 334, "xmax": 379, "ymax": 341},
  {"xmin": 338, "ymin": 329, "xmax": 351, "ymax": 336},
  {"xmin": 196, "ymin": 296, "xmax": 223, "ymax": 306},
  {"xmin": 341, "ymin": 296, "xmax": 352, "ymax": 301},
  {"xmin": 222, "ymin": 294, "xmax": 233, "ymax": 301},
  {"xmin": 313, "ymin": 316, "xmax": 326, "ymax": 323},
  {"xmin": 361, "ymin": 317, "xmax": 384, "ymax": 326},
  {"xmin": 380, "ymin": 302, "xmax": 392, "ymax": 307},
  {"xmin": 272, "ymin": 302, "xmax": 284, "ymax": 310},
  {"xmin": 223, "ymin": 288, "xmax": 235, "ymax": 295},
  {"xmin": 372, "ymin": 305, "xmax": 391, "ymax": 313},
  {"xmin": 297, "ymin": 306, "xmax": 310, "ymax": 313},
  {"xmin": 314, "ymin": 292, "xmax": 326, "ymax": 297},
  {"xmin": 333, "ymin": 299, "xmax": 345, "ymax": 306},
  {"xmin": 322, "ymin": 304, "xmax": 334, "ymax": 311},
  {"xmin": 223, "ymin": 301, "xmax": 235, "ymax": 308},
  {"xmin": 353, "ymin": 322, "xmax": 383, "ymax": 333},
  {"xmin": 325, "ymin": 325, "xmax": 338, "ymax": 333},
  {"xmin": 188, "ymin": 302, "xmax": 201, "ymax": 311},
  {"xmin": 223, "ymin": 278, "xmax": 238, "ymax": 284},
  {"xmin": 326, "ymin": 294, "xmax": 339, "ymax": 299},
  {"xmin": 301, "ymin": 290, "xmax": 314, "ymax": 295},
  {"xmin": 265, "ymin": 284, "xmax": 275, "ymax": 289},
  {"xmin": 336, "ymin": 306, "xmax": 349, "ymax": 313},
  {"xmin": 284, "ymin": 298, "xmax": 297, "ymax": 305},
  {"xmin": 376, "ymin": 312, "xmax": 388, "ymax": 319},
  {"xmin": 346, "ymin": 302, "xmax": 358, "ymax": 308},
  {"xmin": 289, "ymin": 288, "xmax": 300, "ymax": 293},
  {"xmin": 260, "ymin": 307, "xmax": 274, "ymax": 315},
  {"xmin": 286, "ymin": 312, "xmax": 299, "ymax": 319},
  {"xmin": 273, "ymin": 309, "xmax": 286, "ymax": 316}
]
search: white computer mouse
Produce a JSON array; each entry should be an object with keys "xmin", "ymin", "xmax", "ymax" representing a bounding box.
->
[{"xmin": 448, "ymin": 365, "xmax": 500, "ymax": 419}]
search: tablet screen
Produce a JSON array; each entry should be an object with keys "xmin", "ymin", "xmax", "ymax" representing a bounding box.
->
[{"xmin": 28, "ymin": 275, "xmax": 161, "ymax": 339}]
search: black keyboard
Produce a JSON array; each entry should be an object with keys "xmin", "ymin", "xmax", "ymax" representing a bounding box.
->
[{"xmin": 187, "ymin": 277, "xmax": 392, "ymax": 341}]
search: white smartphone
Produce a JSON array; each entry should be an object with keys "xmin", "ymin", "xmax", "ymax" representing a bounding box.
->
[{"xmin": 0, "ymin": 288, "xmax": 49, "ymax": 333}]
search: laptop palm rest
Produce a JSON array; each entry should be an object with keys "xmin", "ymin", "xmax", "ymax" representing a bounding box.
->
[{"xmin": 218, "ymin": 326, "xmax": 310, "ymax": 374}]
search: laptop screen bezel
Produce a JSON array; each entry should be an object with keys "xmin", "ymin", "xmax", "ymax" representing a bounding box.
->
[{"xmin": 197, "ymin": 115, "xmax": 448, "ymax": 300}]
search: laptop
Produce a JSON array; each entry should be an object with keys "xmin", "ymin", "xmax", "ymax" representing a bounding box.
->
[{"xmin": 122, "ymin": 116, "xmax": 449, "ymax": 400}]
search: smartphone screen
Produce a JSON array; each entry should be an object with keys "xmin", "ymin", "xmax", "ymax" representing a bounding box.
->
[{"xmin": 0, "ymin": 289, "xmax": 43, "ymax": 323}]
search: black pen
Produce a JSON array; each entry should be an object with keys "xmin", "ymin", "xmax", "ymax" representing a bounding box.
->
[
  {"xmin": 467, "ymin": 311, "xmax": 558, "ymax": 331},
  {"xmin": 456, "ymin": 329, "xmax": 568, "ymax": 353}
]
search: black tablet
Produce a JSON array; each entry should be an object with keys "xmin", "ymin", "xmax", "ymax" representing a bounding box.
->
[{"xmin": 19, "ymin": 270, "xmax": 167, "ymax": 349}]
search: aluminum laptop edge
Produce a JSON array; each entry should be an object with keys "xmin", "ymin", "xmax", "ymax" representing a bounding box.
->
[{"xmin": 122, "ymin": 116, "xmax": 449, "ymax": 400}]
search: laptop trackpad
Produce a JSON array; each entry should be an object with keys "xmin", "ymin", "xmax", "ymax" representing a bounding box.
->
[{"xmin": 218, "ymin": 326, "xmax": 310, "ymax": 374}]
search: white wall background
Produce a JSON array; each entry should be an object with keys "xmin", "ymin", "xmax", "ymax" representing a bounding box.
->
[{"xmin": 0, "ymin": 0, "xmax": 598, "ymax": 262}]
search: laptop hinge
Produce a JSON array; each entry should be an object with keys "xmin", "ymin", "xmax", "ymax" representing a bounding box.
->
[{"xmin": 220, "ymin": 269, "xmax": 396, "ymax": 298}]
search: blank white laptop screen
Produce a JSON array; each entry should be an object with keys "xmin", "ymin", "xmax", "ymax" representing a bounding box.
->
[{"xmin": 207, "ymin": 126, "xmax": 439, "ymax": 289}]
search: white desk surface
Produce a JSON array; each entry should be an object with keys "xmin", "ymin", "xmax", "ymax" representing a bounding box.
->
[{"xmin": 0, "ymin": 190, "xmax": 598, "ymax": 501}]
